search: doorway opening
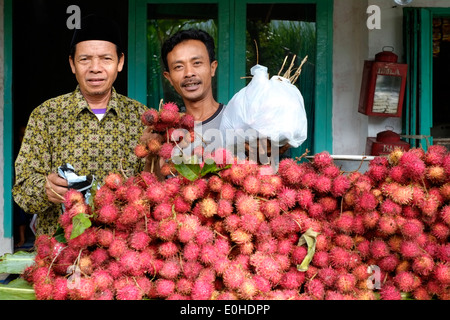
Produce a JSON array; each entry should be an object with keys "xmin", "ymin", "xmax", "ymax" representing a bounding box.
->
[
  {"xmin": 432, "ymin": 17, "xmax": 450, "ymax": 150},
  {"xmin": 11, "ymin": 0, "xmax": 129, "ymax": 249}
]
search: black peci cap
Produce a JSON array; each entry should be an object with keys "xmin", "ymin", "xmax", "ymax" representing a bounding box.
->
[{"xmin": 70, "ymin": 14, "xmax": 123, "ymax": 51}]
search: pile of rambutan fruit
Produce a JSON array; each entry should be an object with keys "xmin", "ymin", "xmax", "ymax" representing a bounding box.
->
[{"xmin": 22, "ymin": 102, "xmax": 449, "ymax": 300}]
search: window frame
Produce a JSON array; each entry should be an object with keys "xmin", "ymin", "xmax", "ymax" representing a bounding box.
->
[{"xmin": 127, "ymin": 0, "xmax": 333, "ymax": 155}]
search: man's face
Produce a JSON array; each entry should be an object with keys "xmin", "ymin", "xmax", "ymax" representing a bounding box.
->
[
  {"xmin": 163, "ymin": 39, "xmax": 217, "ymax": 103},
  {"xmin": 69, "ymin": 40, "xmax": 124, "ymax": 98}
]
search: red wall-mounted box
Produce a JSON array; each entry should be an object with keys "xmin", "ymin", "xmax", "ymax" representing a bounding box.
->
[{"xmin": 358, "ymin": 59, "xmax": 408, "ymax": 118}]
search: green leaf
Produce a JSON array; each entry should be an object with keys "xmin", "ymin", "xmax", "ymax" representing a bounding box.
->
[
  {"xmin": 54, "ymin": 226, "xmax": 67, "ymax": 244},
  {"xmin": 0, "ymin": 251, "xmax": 36, "ymax": 274},
  {"xmin": 70, "ymin": 213, "xmax": 92, "ymax": 239},
  {"xmin": 200, "ymin": 160, "xmax": 219, "ymax": 177},
  {"xmin": 0, "ymin": 278, "xmax": 36, "ymax": 300},
  {"xmin": 174, "ymin": 162, "xmax": 202, "ymax": 181},
  {"xmin": 296, "ymin": 228, "xmax": 320, "ymax": 272}
]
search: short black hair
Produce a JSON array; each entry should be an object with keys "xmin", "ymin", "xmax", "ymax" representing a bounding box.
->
[{"xmin": 161, "ymin": 29, "xmax": 216, "ymax": 72}]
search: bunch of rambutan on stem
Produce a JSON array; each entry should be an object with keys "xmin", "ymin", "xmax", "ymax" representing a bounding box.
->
[
  {"xmin": 22, "ymin": 101, "xmax": 449, "ymax": 300},
  {"xmin": 134, "ymin": 100, "xmax": 196, "ymax": 176}
]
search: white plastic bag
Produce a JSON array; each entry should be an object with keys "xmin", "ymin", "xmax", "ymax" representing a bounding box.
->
[{"xmin": 220, "ymin": 64, "xmax": 307, "ymax": 150}]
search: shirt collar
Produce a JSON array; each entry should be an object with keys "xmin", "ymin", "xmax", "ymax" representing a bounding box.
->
[{"xmin": 72, "ymin": 86, "xmax": 121, "ymax": 117}]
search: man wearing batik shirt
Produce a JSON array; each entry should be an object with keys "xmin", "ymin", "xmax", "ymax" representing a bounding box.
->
[{"xmin": 12, "ymin": 15, "xmax": 148, "ymax": 236}]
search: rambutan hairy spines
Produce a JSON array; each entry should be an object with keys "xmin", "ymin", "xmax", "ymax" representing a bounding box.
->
[
  {"xmin": 235, "ymin": 194, "xmax": 259, "ymax": 216},
  {"xmin": 313, "ymin": 151, "xmax": 334, "ymax": 169},
  {"xmin": 379, "ymin": 283, "xmax": 401, "ymax": 300}
]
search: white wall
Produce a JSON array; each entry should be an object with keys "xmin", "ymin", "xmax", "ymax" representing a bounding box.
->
[
  {"xmin": 333, "ymin": 0, "xmax": 370, "ymax": 155},
  {"xmin": 333, "ymin": 0, "xmax": 450, "ymax": 155}
]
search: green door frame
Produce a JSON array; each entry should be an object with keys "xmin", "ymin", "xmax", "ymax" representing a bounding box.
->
[
  {"xmin": 403, "ymin": 7, "xmax": 450, "ymax": 149},
  {"xmin": 128, "ymin": 0, "xmax": 231, "ymax": 106},
  {"xmin": 3, "ymin": 0, "xmax": 14, "ymax": 238},
  {"xmin": 128, "ymin": 0, "xmax": 333, "ymax": 154}
]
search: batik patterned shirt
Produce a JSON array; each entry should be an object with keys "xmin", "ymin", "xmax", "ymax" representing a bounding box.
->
[{"xmin": 12, "ymin": 86, "xmax": 148, "ymax": 236}]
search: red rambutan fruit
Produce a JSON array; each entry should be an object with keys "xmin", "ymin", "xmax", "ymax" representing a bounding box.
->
[
  {"xmin": 357, "ymin": 191, "xmax": 378, "ymax": 211},
  {"xmin": 400, "ymin": 240, "xmax": 422, "ymax": 259},
  {"xmin": 426, "ymin": 165, "xmax": 447, "ymax": 184},
  {"xmin": 235, "ymin": 194, "xmax": 259, "ymax": 215},
  {"xmin": 322, "ymin": 165, "xmax": 341, "ymax": 179},
  {"xmin": 412, "ymin": 287, "xmax": 432, "ymax": 300},
  {"xmin": 181, "ymin": 184, "xmax": 201, "ymax": 203},
  {"xmin": 424, "ymin": 145, "xmax": 447, "ymax": 165},
  {"xmin": 222, "ymin": 264, "xmax": 246, "ymax": 290},
  {"xmin": 108, "ymin": 238, "xmax": 128, "ymax": 258},
  {"xmin": 159, "ymin": 109, "xmax": 180, "ymax": 127},
  {"xmin": 278, "ymin": 158, "xmax": 303, "ymax": 186},
  {"xmin": 379, "ymin": 199, "xmax": 402, "ymax": 216},
  {"xmin": 104, "ymin": 172, "xmax": 123, "ymax": 190},
  {"xmin": 331, "ymin": 175, "xmax": 351, "ymax": 197},
  {"xmin": 63, "ymin": 188, "xmax": 85, "ymax": 210},
  {"xmin": 92, "ymin": 270, "xmax": 114, "ymax": 291},
  {"xmin": 335, "ymin": 273, "xmax": 356, "ymax": 294},
  {"xmin": 296, "ymin": 189, "xmax": 314, "ymax": 210},
  {"xmin": 155, "ymin": 279, "xmax": 176, "ymax": 298},
  {"xmin": 52, "ymin": 277, "xmax": 68, "ymax": 300},
  {"xmin": 207, "ymin": 175, "xmax": 223, "ymax": 193},
  {"xmin": 362, "ymin": 210, "xmax": 380, "ymax": 229},
  {"xmin": 305, "ymin": 279, "xmax": 325, "ymax": 300},
  {"xmin": 334, "ymin": 234, "xmax": 354, "ymax": 250},
  {"xmin": 307, "ymin": 203, "xmax": 325, "ymax": 220},
  {"xmin": 329, "ymin": 247, "xmax": 351, "ymax": 268},
  {"xmin": 145, "ymin": 182, "xmax": 167, "ymax": 204},
  {"xmin": 394, "ymin": 271, "xmax": 416, "ymax": 292},
  {"xmin": 280, "ymin": 267, "xmax": 306, "ymax": 290},
  {"xmin": 291, "ymin": 246, "xmax": 308, "ymax": 265},
  {"xmin": 242, "ymin": 175, "xmax": 261, "ymax": 195},
  {"xmin": 433, "ymin": 263, "xmax": 450, "ymax": 285},
  {"xmin": 120, "ymin": 250, "xmax": 143, "ymax": 276},
  {"xmin": 440, "ymin": 183, "xmax": 450, "ymax": 201},
  {"xmin": 370, "ymin": 239, "xmax": 390, "ymax": 259},
  {"xmin": 399, "ymin": 151, "xmax": 426, "ymax": 181},
  {"xmin": 313, "ymin": 175, "xmax": 332, "ymax": 194},
  {"xmin": 179, "ymin": 113, "xmax": 195, "ymax": 130},
  {"xmin": 332, "ymin": 212, "xmax": 354, "ymax": 234},
  {"xmin": 377, "ymin": 215, "xmax": 398, "ymax": 236},
  {"xmin": 412, "ymin": 254, "xmax": 434, "ymax": 276},
  {"xmin": 317, "ymin": 267, "xmax": 338, "ymax": 288},
  {"xmin": 195, "ymin": 226, "xmax": 214, "ymax": 246},
  {"xmin": 191, "ymin": 279, "xmax": 214, "ymax": 300},
  {"xmin": 379, "ymin": 283, "xmax": 401, "ymax": 300},
  {"xmin": 128, "ymin": 230, "xmax": 151, "ymax": 251},
  {"xmin": 378, "ymin": 254, "xmax": 400, "ymax": 272},
  {"xmin": 313, "ymin": 151, "xmax": 334, "ymax": 169},
  {"xmin": 219, "ymin": 183, "xmax": 236, "ymax": 201},
  {"xmin": 141, "ymin": 108, "xmax": 159, "ymax": 126},
  {"xmin": 312, "ymin": 251, "xmax": 329, "ymax": 268},
  {"xmin": 134, "ymin": 143, "xmax": 150, "ymax": 158},
  {"xmin": 389, "ymin": 165, "xmax": 408, "ymax": 184},
  {"xmin": 176, "ymin": 278, "xmax": 194, "ymax": 296},
  {"xmin": 356, "ymin": 239, "xmax": 371, "ymax": 259},
  {"xmin": 172, "ymin": 196, "xmax": 190, "ymax": 214},
  {"xmin": 399, "ymin": 218, "xmax": 424, "ymax": 239},
  {"xmin": 34, "ymin": 281, "xmax": 54, "ymax": 300},
  {"xmin": 199, "ymin": 197, "xmax": 218, "ymax": 218},
  {"xmin": 118, "ymin": 203, "xmax": 140, "ymax": 225},
  {"xmin": 367, "ymin": 164, "xmax": 388, "ymax": 182},
  {"xmin": 431, "ymin": 222, "xmax": 450, "ymax": 240},
  {"xmin": 159, "ymin": 258, "xmax": 182, "ymax": 280},
  {"xmin": 152, "ymin": 202, "xmax": 173, "ymax": 222}
]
